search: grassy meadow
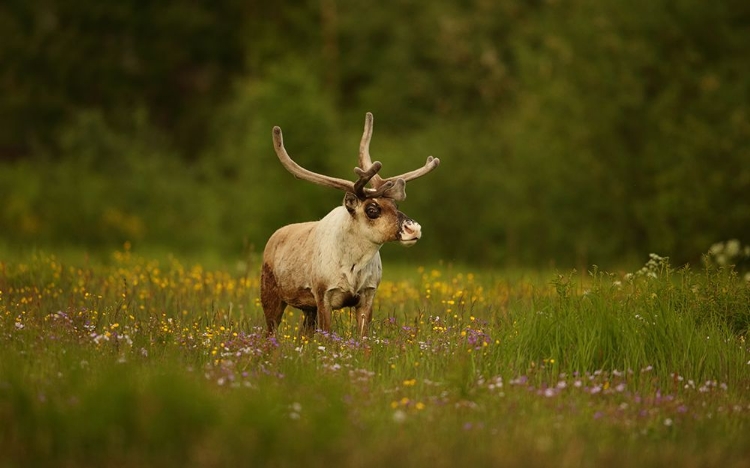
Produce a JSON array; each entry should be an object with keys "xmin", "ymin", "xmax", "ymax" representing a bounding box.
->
[{"xmin": 1, "ymin": 247, "xmax": 749, "ymax": 467}]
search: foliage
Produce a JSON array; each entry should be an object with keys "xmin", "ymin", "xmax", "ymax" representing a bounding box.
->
[
  {"xmin": 0, "ymin": 0, "xmax": 248, "ymax": 155},
  {"xmin": 502, "ymin": 0, "xmax": 750, "ymax": 264},
  {"xmin": 0, "ymin": 109, "xmax": 218, "ymax": 250},
  {"xmin": 2, "ymin": 0, "xmax": 750, "ymax": 266},
  {"xmin": 705, "ymin": 239, "xmax": 750, "ymax": 280},
  {"xmin": 1, "ymin": 249, "xmax": 750, "ymax": 466}
]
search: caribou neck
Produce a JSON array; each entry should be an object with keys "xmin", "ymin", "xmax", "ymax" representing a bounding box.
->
[{"xmin": 323, "ymin": 207, "xmax": 382, "ymax": 272}]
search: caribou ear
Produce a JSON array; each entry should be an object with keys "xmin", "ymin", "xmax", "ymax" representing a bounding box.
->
[
  {"xmin": 382, "ymin": 178, "xmax": 406, "ymax": 201},
  {"xmin": 344, "ymin": 192, "xmax": 359, "ymax": 214}
]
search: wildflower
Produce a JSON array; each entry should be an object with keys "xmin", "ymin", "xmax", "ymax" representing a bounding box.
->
[
  {"xmin": 289, "ymin": 402, "xmax": 302, "ymax": 420},
  {"xmin": 726, "ymin": 239, "xmax": 741, "ymax": 257},
  {"xmin": 392, "ymin": 410, "xmax": 407, "ymax": 424},
  {"xmin": 510, "ymin": 376, "xmax": 528, "ymax": 386}
]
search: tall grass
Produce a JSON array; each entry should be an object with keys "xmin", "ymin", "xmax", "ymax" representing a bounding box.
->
[{"xmin": 1, "ymin": 248, "xmax": 749, "ymax": 467}]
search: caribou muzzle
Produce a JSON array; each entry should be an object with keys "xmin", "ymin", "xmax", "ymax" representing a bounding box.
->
[{"xmin": 399, "ymin": 218, "xmax": 422, "ymax": 246}]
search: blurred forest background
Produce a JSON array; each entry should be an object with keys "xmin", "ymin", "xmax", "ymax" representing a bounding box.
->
[{"xmin": 1, "ymin": 0, "xmax": 749, "ymax": 267}]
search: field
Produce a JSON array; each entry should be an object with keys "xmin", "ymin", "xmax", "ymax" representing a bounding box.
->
[{"xmin": 2, "ymin": 247, "xmax": 749, "ymax": 467}]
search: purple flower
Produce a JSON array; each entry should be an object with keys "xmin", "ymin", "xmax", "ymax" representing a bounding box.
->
[{"xmin": 510, "ymin": 376, "xmax": 528, "ymax": 386}]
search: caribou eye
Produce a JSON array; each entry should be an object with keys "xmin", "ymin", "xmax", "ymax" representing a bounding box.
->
[{"xmin": 365, "ymin": 203, "xmax": 381, "ymax": 219}]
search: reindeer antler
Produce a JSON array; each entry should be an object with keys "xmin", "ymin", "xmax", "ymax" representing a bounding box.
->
[
  {"xmin": 357, "ymin": 112, "xmax": 440, "ymax": 201},
  {"xmin": 272, "ymin": 114, "xmax": 438, "ymax": 201},
  {"xmin": 273, "ymin": 126, "xmax": 386, "ymax": 199},
  {"xmin": 358, "ymin": 112, "xmax": 384, "ymax": 188}
]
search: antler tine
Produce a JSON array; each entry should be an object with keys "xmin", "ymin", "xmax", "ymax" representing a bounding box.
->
[
  {"xmin": 353, "ymin": 165, "xmax": 405, "ymax": 200},
  {"xmin": 366, "ymin": 178, "xmax": 401, "ymax": 199},
  {"xmin": 359, "ymin": 112, "xmax": 385, "ymax": 188},
  {"xmin": 272, "ymin": 126, "xmax": 354, "ymax": 192},
  {"xmin": 353, "ymin": 162, "xmax": 389, "ymax": 199},
  {"xmin": 384, "ymin": 156, "xmax": 441, "ymax": 184}
]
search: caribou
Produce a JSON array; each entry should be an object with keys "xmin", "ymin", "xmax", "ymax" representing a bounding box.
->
[{"xmin": 261, "ymin": 112, "xmax": 439, "ymax": 338}]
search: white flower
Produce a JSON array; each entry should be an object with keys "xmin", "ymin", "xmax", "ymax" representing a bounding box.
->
[
  {"xmin": 289, "ymin": 402, "xmax": 302, "ymax": 420},
  {"xmin": 726, "ymin": 239, "xmax": 741, "ymax": 257}
]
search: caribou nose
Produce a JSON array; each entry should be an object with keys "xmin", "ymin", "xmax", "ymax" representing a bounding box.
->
[{"xmin": 401, "ymin": 219, "xmax": 422, "ymax": 244}]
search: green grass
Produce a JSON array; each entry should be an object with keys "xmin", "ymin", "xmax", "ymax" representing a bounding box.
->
[{"xmin": 1, "ymin": 249, "xmax": 749, "ymax": 467}]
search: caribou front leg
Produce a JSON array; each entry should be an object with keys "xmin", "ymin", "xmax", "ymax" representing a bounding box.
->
[
  {"xmin": 300, "ymin": 308, "xmax": 317, "ymax": 338},
  {"xmin": 356, "ymin": 288, "xmax": 376, "ymax": 337},
  {"xmin": 315, "ymin": 287, "xmax": 334, "ymax": 333}
]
